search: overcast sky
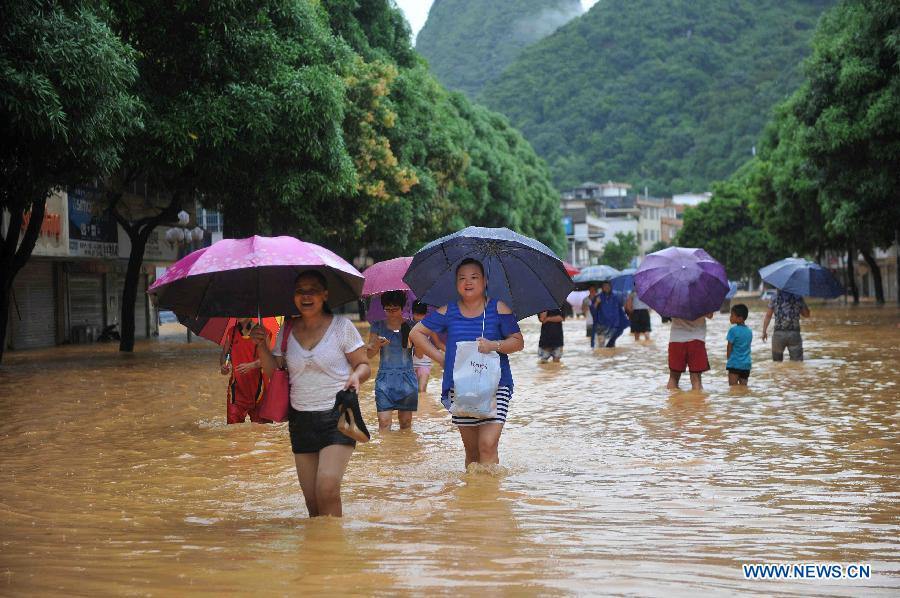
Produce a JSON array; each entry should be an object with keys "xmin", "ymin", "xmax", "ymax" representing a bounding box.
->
[{"xmin": 395, "ymin": 0, "xmax": 601, "ymax": 43}]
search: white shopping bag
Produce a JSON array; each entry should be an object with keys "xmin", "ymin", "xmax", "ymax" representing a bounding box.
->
[{"xmin": 451, "ymin": 340, "xmax": 501, "ymax": 419}]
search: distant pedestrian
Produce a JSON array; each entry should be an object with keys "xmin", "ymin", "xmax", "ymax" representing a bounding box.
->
[
  {"xmin": 726, "ymin": 304, "xmax": 752, "ymax": 386},
  {"xmin": 591, "ymin": 281, "xmax": 629, "ymax": 348},
  {"xmin": 582, "ymin": 284, "xmax": 598, "ymax": 342},
  {"xmin": 410, "ymin": 301, "xmax": 444, "ymax": 393},
  {"xmin": 761, "ymin": 290, "xmax": 809, "ymax": 361},
  {"xmin": 538, "ymin": 307, "xmax": 564, "ymax": 362},
  {"xmin": 625, "ymin": 287, "xmax": 651, "ymax": 341},
  {"xmin": 667, "ymin": 313, "xmax": 714, "ymax": 391}
]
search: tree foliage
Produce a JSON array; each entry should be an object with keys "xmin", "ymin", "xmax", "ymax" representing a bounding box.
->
[
  {"xmin": 416, "ymin": 0, "xmax": 582, "ymax": 98},
  {"xmin": 789, "ymin": 0, "xmax": 900, "ymax": 249},
  {"xmin": 676, "ymin": 179, "xmax": 784, "ymax": 280},
  {"xmin": 0, "ymin": 0, "xmax": 141, "ymax": 361},
  {"xmin": 602, "ymin": 232, "xmax": 638, "ymax": 270},
  {"xmin": 478, "ymin": 0, "xmax": 835, "ymax": 194}
]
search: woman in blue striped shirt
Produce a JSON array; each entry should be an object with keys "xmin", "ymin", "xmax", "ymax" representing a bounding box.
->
[{"xmin": 409, "ymin": 259, "xmax": 524, "ymax": 467}]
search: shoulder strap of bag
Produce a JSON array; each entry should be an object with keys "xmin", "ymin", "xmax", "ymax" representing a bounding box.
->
[{"xmin": 281, "ymin": 318, "xmax": 293, "ymax": 354}]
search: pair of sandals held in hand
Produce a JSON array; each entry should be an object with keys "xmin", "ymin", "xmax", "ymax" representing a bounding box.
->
[{"xmin": 335, "ymin": 389, "xmax": 370, "ymax": 443}]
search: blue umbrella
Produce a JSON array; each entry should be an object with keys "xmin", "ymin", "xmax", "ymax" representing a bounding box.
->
[
  {"xmin": 573, "ymin": 265, "xmax": 621, "ymax": 290},
  {"xmin": 611, "ymin": 268, "xmax": 636, "ymax": 294},
  {"xmin": 759, "ymin": 258, "xmax": 843, "ymax": 298},
  {"xmin": 403, "ymin": 226, "xmax": 573, "ymax": 319},
  {"xmin": 726, "ymin": 281, "xmax": 738, "ymax": 300}
]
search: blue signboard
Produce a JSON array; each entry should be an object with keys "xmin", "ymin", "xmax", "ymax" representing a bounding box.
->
[
  {"xmin": 562, "ymin": 216, "xmax": 573, "ymax": 236},
  {"xmin": 68, "ymin": 187, "xmax": 118, "ymax": 257}
]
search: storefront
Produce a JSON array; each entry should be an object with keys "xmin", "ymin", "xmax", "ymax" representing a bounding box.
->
[{"xmin": 7, "ymin": 191, "xmax": 68, "ymax": 350}]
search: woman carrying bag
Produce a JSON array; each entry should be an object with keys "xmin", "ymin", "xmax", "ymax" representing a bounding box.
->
[
  {"xmin": 409, "ymin": 259, "xmax": 524, "ymax": 468},
  {"xmin": 252, "ymin": 270, "xmax": 371, "ymax": 518}
]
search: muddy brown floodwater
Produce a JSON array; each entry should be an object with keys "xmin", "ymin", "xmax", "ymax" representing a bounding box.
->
[{"xmin": 0, "ymin": 303, "xmax": 898, "ymax": 595}]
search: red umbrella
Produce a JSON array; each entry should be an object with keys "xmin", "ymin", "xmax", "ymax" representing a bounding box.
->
[
  {"xmin": 563, "ymin": 261, "xmax": 580, "ymax": 277},
  {"xmin": 178, "ymin": 315, "xmax": 281, "ymax": 348}
]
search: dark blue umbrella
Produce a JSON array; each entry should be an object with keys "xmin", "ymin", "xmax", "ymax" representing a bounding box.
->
[
  {"xmin": 758, "ymin": 258, "xmax": 843, "ymax": 298},
  {"xmin": 611, "ymin": 268, "xmax": 636, "ymax": 294},
  {"xmin": 402, "ymin": 226, "xmax": 573, "ymax": 319}
]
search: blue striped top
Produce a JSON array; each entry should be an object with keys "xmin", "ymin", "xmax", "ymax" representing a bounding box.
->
[{"xmin": 421, "ymin": 298, "xmax": 521, "ymax": 402}]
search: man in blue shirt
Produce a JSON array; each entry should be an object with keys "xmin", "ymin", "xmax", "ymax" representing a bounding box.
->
[{"xmin": 726, "ymin": 303, "xmax": 752, "ymax": 386}]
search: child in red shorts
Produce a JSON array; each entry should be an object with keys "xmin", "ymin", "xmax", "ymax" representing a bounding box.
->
[{"xmin": 667, "ymin": 313, "xmax": 714, "ymax": 391}]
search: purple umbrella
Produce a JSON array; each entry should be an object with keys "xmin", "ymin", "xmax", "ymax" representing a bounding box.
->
[
  {"xmin": 635, "ymin": 247, "xmax": 729, "ymax": 319},
  {"xmin": 148, "ymin": 235, "xmax": 364, "ymax": 317}
]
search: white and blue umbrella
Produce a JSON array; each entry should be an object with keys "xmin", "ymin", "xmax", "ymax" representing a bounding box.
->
[
  {"xmin": 573, "ymin": 265, "xmax": 621, "ymax": 290},
  {"xmin": 758, "ymin": 258, "xmax": 843, "ymax": 298},
  {"xmin": 403, "ymin": 226, "xmax": 573, "ymax": 319}
]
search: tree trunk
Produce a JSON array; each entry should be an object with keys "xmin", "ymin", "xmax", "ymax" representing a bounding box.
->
[
  {"xmin": 118, "ymin": 227, "xmax": 151, "ymax": 352},
  {"xmin": 846, "ymin": 243, "xmax": 859, "ymax": 304},
  {"xmin": 0, "ymin": 285, "xmax": 10, "ymax": 364},
  {"xmin": 110, "ymin": 191, "xmax": 182, "ymax": 352},
  {"xmin": 860, "ymin": 248, "xmax": 885, "ymax": 304},
  {"xmin": 0, "ymin": 198, "xmax": 47, "ymax": 363}
]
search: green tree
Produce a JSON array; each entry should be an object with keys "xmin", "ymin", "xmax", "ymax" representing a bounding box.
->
[
  {"xmin": 416, "ymin": 0, "xmax": 582, "ymax": 98},
  {"xmin": 0, "ymin": 0, "xmax": 141, "ymax": 362},
  {"xmin": 105, "ymin": 0, "xmax": 356, "ymax": 351},
  {"xmin": 602, "ymin": 232, "xmax": 638, "ymax": 270},
  {"xmin": 649, "ymin": 240, "xmax": 670, "ymax": 253},
  {"xmin": 321, "ymin": 0, "xmax": 568, "ymax": 258},
  {"xmin": 676, "ymin": 180, "xmax": 784, "ymax": 280},
  {"xmin": 788, "ymin": 0, "xmax": 900, "ymax": 303},
  {"xmin": 478, "ymin": 0, "xmax": 836, "ymax": 193}
]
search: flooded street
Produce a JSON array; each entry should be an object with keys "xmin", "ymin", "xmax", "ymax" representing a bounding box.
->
[{"xmin": 1, "ymin": 303, "xmax": 898, "ymax": 595}]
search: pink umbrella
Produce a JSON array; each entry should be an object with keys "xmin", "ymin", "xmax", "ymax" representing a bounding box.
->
[
  {"xmin": 361, "ymin": 257, "xmax": 416, "ymax": 322},
  {"xmin": 361, "ymin": 257, "xmax": 413, "ymax": 297},
  {"xmin": 148, "ymin": 235, "xmax": 364, "ymax": 317}
]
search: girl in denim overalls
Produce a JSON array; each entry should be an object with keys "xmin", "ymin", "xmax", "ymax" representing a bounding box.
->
[{"xmin": 367, "ymin": 290, "xmax": 418, "ymax": 431}]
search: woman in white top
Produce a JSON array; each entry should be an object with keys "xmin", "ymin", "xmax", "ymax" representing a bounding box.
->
[{"xmin": 252, "ymin": 270, "xmax": 370, "ymax": 517}]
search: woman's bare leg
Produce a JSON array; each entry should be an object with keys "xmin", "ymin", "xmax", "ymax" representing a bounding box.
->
[
  {"xmin": 294, "ymin": 453, "xmax": 320, "ymax": 517},
  {"xmin": 314, "ymin": 444, "xmax": 354, "ymax": 517},
  {"xmin": 476, "ymin": 423, "xmax": 503, "ymax": 464},
  {"xmin": 458, "ymin": 426, "xmax": 480, "ymax": 467}
]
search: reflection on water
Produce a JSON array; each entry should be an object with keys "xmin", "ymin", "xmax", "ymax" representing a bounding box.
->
[{"xmin": 1, "ymin": 304, "xmax": 898, "ymax": 594}]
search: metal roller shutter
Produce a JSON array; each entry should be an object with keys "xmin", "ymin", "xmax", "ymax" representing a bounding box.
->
[
  {"xmin": 10, "ymin": 261, "xmax": 56, "ymax": 349},
  {"xmin": 69, "ymin": 274, "xmax": 104, "ymax": 330}
]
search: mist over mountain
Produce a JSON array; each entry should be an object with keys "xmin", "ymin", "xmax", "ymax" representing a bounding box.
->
[
  {"xmin": 415, "ymin": 0, "xmax": 583, "ymax": 98},
  {"xmin": 477, "ymin": 0, "xmax": 835, "ymax": 193}
]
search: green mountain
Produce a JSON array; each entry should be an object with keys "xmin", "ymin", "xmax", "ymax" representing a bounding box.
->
[
  {"xmin": 415, "ymin": 0, "xmax": 583, "ymax": 98},
  {"xmin": 478, "ymin": 0, "xmax": 835, "ymax": 194}
]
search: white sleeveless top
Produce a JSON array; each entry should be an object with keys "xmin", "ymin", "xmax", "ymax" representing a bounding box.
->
[{"xmin": 272, "ymin": 316, "xmax": 365, "ymax": 411}]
